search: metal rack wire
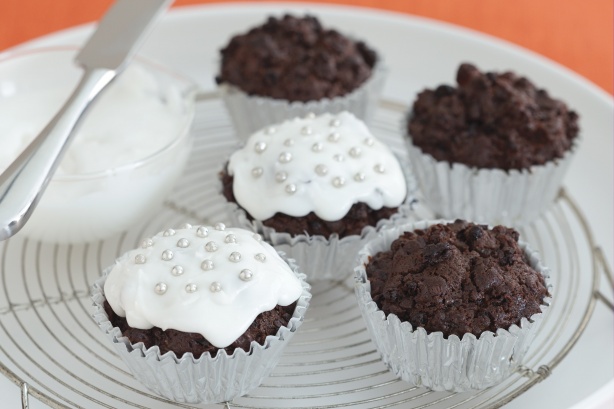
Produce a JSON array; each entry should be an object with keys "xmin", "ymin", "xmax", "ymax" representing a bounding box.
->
[{"xmin": 2, "ymin": 94, "xmax": 611, "ymax": 409}]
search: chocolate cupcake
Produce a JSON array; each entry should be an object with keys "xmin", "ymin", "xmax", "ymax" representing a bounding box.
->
[
  {"xmin": 221, "ymin": 111, "xmax": 413, "ymax": 280},
  {"xmin": 216, "ymin": 14, "xmax": 386, "ymax": 139},
  {"xmin": 405, "ymin": 63, "xmax": 579, "ymax": 225},
  {"xmin": 354, "ymin": 220, "xmax": 551, "ymax": 391},
  {"xmin": 92, "ymin": 223, "xmax": 311, "ymax": 403}
]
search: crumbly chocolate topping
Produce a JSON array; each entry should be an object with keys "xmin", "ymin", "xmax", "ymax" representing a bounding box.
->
[
  {"xmin": 408, "ymin": 63, "xmax": 579, "ymax": 170},
  {"xmin": 220, "ymin": 169, "xmax": 400, "ymax": 238},
  {"xmin": 365, "ymin": 220, "xmax": 548, "ymax": 338},
  {"xmin": 216, "ymin": 14, "xmax": 377, "ymax": 102},
  {"xmin": 104, "ymin": 300, "xmax": 296, "ymax": 358}
]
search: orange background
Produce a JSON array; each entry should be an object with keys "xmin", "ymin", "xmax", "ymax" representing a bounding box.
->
[{"xmin": 0, "ymin": 0, "xmax": 612, "ymax": 95}]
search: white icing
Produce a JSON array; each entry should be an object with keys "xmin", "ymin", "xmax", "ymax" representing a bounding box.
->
[
  {"xmin": 0, "ymin": 64, "xmax": 188, "ymax": 176},
  {"xmin": 104, "ymin": 225, "xmax": 303, "ymax": 348},
  {"xmin": 228, "ymin": 111, "xmax": 407, "ymax": 221}
]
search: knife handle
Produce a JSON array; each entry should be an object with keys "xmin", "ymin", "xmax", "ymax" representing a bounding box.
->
[{"xmin": 0, "ymin": 67, "xmax": 117, "ymax": 241}]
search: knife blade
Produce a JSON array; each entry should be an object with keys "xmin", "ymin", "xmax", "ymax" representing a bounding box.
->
[
  {"xmin": 77, "ymin": 0, "xmax": 172, "ymax": 70},
  {"xmin": 0, "ymin": 0, "xmax": 173, "ymax": 241}
]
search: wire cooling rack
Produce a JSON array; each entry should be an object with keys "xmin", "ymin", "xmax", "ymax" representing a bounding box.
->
[{"xmin": 1, "ymin": 94, "xmax": 611, "ymax": 409}]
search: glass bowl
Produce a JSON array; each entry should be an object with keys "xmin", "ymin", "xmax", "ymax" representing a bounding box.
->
[{"xmin": 0, "ymin": 47, "xmax": 196, "ymax": 244}]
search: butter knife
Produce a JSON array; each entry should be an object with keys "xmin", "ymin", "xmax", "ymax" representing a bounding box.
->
[{"xmin": 0, "ymin": 0, "xmax": 172, "ymax": 240}]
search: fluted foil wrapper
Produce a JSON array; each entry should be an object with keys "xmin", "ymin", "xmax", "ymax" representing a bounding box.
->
[
  {"xmin": 354, "ymin": 220, "xmax": 552, "ymax": 392},
  {"xmin": 219, "ymin": 60, "xmax": 387, "ymax": 140},
  {"xmin": 92, "ymin": 254, "xmax": 311, "ymax": 404},
  {"xmin": 405, "ymin": 135, "xmax": 578, "ymax": 227},
  {"xmin": 222, "ymin": 159, "xmax": 417, "ymax": 281}
]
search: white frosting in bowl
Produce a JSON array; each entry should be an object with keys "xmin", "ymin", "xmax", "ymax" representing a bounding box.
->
[
  {"xmin": 0, "ymin": 48, "xmax": 195, "ymax": 243},
  {"xmin": 0, "ymin": 60, "xmax": 189, "ymax": 177},
  {"xmin": 104, "ymin": 224, "xmax": 303, "ymax": 348},
  {"xmin": 227, "ymin": 111, "xmax": 407, "ymax": 221}
]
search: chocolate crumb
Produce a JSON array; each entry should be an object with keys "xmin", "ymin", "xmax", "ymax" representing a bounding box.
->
[
  {"xmin": 408, "ymin": 63, "xmax": 579, "ymax": 170},
  {"xmin": 216, "ymin": 14, "xmax": 377, "ymax": 102},
  {"xmin": 104, "ymin": 300, "xmax": 296, "ymax": 358},
  {"xmin": 366, "ymin": 220, "xmax": 548, "ymax": 337},
  {"xmin": 220, "ymin": 167, "xmax": 399, "ymax": 238}
]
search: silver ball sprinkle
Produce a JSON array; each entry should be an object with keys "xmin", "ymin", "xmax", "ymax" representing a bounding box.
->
[
  {"xmin": 265, "ymin": 126, "xmax": 276, "ymax": 135},
  {"xmin": 215, "ymin": 222, "xmax": 226, "ymax": 231},
  {"xmin": 332, "ymin": 177, "xmax": 346, "ymax": 188},
  {"xmin": 349, "ymin": 147, "xmax": 361, "ymax": 158},
  {"xmin": 224, "ymin": 234, "xmax": 237, "ymax": 244},
  {"xmin": 364, "ymin": 137, "xmax": 375, "ymax": 146},
  {"xmin": 135, "ymin": 254, "xmax": 146, "ymax": 264},
  {"xmin": 210, "ymin": 281, "xmax": 222, "ymax": 292},
  {"xmin": 185, "ymin": 283, "xmax": 198, "ymax": 293},
  {"xmin": 255, "ymin": 253, "xmax": 266, "ymax": 262},
  {"xmin": 251, "ymin": 167, "xmax": 263, "ymax": 178},
  {"xmin": 278, "ymin": 152, "xmax": 292, "ymax": 163},
  {"xmin": 328, "ymin": 132, "xmax": 340, "ymax": 142},
  {"xmin": 306, "ymin": 112, "xmax": 316, "ymax": 119},
  {"xmin": 201, "ymin": 259, "xmax": 214, "ymax": 271},
  {"xmin": 253, "ymin": 233, "xmax": 262, "ymax": 242},
  {"xmin": 161, "ymin": 249, "xmax": 174, "ymax": 261},
  {"xmin": 141, "ymin": 238, "xmax": 153, "ymax": 249},
  {"xmin": 205, "ymin": 241, "xmax": 218, "ymax": 252},
  {"xmin": 374, "ymin": 164, "xmax": 386, "ymax": 174},
  {"xmin": 275, "ymin": 171, "xmax": 288, "ymax": 183},
  {"xmin": 284, "ymin": 138, "xmax": 295, "ymax": 147},
  {"xmin": 333, "ymin": 154, "xmax": 345, "ymax": 162},
  {"xmin": 239, "ymin": 269, "xmax": 253, "ymax": 281},
  {"xmin": 354, "ymin": 172, "xmax": 366, "ymax": 182},
  {"xmin": 315, "ymin": 164, "xmax": 328, "ymax": 176},
  {"xmin": 196, "ymin": 226, "xmax": 209, "ymax": 238},
  {"xmin": 163, "ymin": 228, "xmax": 176, "ymax": 237},
  {"xmin": 330, "ymin": 118, "xmax": 341, "ymax": 127},
  {"xmin": 254, "ymin": 141, "xmax": 267, "ymax": 153},
  {"xmin": 285, "ymin": 184, "xmax": 297, "ymax": 194},
  {"xmin": 312, "ymin": 142, "xmax": 323, "ymax": 152},
  {"xmin": 179, "ymin": 223, "xmax": 192, "ymax": 229},
  {"xmin": 301, "ymin": 126, "xmax": 313, "ymax": 136},
  {"xmin": 177, "ymin": 238, "xmax": 190, "ymax": 248},
  {"xmin": 229, "ymin": 251, "xmax": 242, "ymax": 262},
  {"xmin": 154, "ymin": 282, "xmax": 167, "ymax": 295},
  {"xmin": 171, "ymin": 265, "xmax": 184, "ymax": 276}
]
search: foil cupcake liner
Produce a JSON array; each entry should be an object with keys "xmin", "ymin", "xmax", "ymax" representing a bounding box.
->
[
  {"xmin": 227, "ymin": 202, "xmax": 413, "ymax": 282},
  {"xmin": 404, "ymin": 135, "xmax": 578, "ymax": 227},
  {"xmin": 92, "ymin": 253, "xmax": 311, "ymax": 404},
  {"xmin": 354, "ymin": 220, "xmax": 552, "ymax": 392},
  {"xmin": 221, "ymin": 157, "xmax": 418, "ymax": 281},
  {"xmin": 219, "ymin": 60, "xmax": 387, "ymax": 140}
]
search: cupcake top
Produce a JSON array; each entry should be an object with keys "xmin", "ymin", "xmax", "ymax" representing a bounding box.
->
[
  {"xmin": 227, "ymin": 111, "xmax": 407, "ymax": 222},
  {"xmin": 104, "ymin": 223, "xmax": 303, "ymax": 348},
  {"xmin": 408, "ymin": 63, "xmax": 579, "ymax": 171},
  {"xmin": 365, "ymin": 220, "xmax": 549, "ymax": 338},
  {"xmin": 215, "ymin": 14, "xmax": 377, "ymax": 102}
]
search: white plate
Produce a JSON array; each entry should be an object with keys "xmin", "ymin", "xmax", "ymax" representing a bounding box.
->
[{"xmin": 3, "ymin": 3, "xmax": 613, "ymax": 408}]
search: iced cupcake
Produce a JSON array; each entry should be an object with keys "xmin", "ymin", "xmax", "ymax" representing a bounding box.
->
[
  {"xmin": 355, "ymin": 220, "xmax": 551, "ymax": 391},
  {"xmin": 92, "ymin": 223, "xmax": 311, "ymax": 403},
  {"xmin": 405, "ymin": 63, "xmax": 579, "ymax": 226},
  {"xmin": 216, "ymin": 14, "xmax": 386, "ymax": 139},
  {"xmin": 221, "ymin": 111, "xmax": 413, "ymax": 280}
]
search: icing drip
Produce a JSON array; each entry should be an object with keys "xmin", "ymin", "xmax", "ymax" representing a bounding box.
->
[
  {"xmin": 104, "ymin": 225, "xmax": 303, "ymax": 348},
  {"xmin": 228, "ymin": 111, "xmax": 406, "ymax": 221}
]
